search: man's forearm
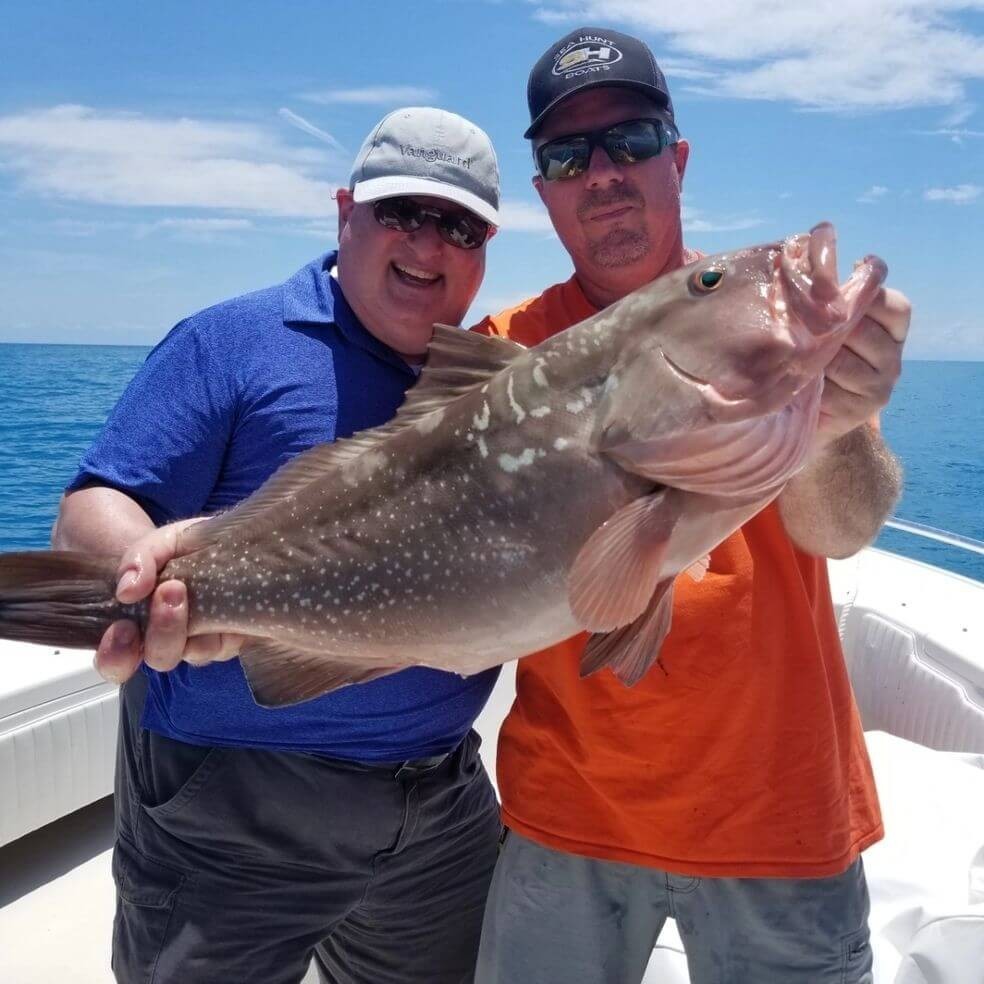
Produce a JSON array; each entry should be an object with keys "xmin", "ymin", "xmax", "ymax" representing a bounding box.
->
[
  {"xmin": 51, "ymin": 484, "xmax": 156, "ymax": 555},
  {"xmin": 778, "ymin": 424, "xmax": 902, "ymax": 559}
]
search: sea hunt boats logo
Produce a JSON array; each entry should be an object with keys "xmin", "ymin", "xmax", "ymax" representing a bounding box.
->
[
  {"xmin": 552, "ymin": 37, "xmax": 622, "ymax": 78},
  {"xmin": 400, "ymin": 145, "xmax": 472, "ymax": 168}
]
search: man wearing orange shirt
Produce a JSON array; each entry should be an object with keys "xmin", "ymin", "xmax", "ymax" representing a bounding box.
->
[{"xmin": 473, "ymin": 27, "xmax": 908, "ymax": 984}]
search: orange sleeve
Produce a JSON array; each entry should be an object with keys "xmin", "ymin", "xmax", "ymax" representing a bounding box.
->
[{"xmin": 469, "ymin": 314, "xmax": 501, "ymax": 338}]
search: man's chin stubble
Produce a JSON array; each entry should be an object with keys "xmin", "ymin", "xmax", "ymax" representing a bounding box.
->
[{"xmin": 587, "ymin": 229, "xmax": 651, "ymax": 269}]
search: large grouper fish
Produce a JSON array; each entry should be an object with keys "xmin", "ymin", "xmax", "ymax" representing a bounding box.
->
[{"xmin": 0, "ymin": 223, "xmax": 886, "ymax": 706}]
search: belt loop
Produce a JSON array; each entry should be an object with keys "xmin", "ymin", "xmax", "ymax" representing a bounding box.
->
[{"xmin": 390, "ymin": 781, "xmax": 421, "ymax": 855}]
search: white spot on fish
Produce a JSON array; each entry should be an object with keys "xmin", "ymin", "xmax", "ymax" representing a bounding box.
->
[
  {"xmin": 532, "ymin": 359, "xmax": 549, "ymax": 388},
  {"xmin": 498, "ymin": 449, "xmax": 537, "ymax": 473},
  {"xmin": 507, "ymin": 375, "xmax": 526, "ymax": 423},
  {"xmin": 566, "ymin": 398, "xmax": 586, "ymax": 414},
  {"xmin": 530, "ymin": 406, "xmax": 551, "ymax": 418},
  {"xmin": 554, "ymin": 438, "xmax": 570, "ymax": 451},
  {"xmin": 477, "ymin": 435, "xmax": 489, "ymax": 458},
  {"xmin": 473, "ymin": 401, "xmax": 491, "ymax": 431},
  {"xmin": 415, "ymin": 407, "xmax": 445, "ymax": 434}
]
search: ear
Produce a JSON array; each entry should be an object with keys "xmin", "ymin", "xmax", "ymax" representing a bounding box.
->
[
  {"xmin": 532, "ymin": 173, "xmax": 545, "ymax": 201},
  {"xmin": 673, "ymin": 140, "xmax": 691, "ymax": 186},
  {"xmin": 335, "ymin": 187, "xmax": 354, "ymax": 239}
]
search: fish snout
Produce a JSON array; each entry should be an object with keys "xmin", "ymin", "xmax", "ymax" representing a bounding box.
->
[
  {"xmin": 843, "ymin": 253, "xmax": 889, "ymax": 321},
  {"xmin": 778, "ymin": 223, "xmax": 849, "ymax": 338}
]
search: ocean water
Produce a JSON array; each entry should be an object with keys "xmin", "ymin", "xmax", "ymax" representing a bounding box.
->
[{"xmin": 0, "ymin": 344, "xmax": 981, "ymax": 581}]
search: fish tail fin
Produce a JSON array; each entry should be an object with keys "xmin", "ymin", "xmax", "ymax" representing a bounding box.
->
[{"xmin": 0, "ymin": 551, "xmax": 129, "ymax": 648}]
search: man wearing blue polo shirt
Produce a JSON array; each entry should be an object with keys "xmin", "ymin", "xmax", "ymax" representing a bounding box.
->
[{"xmin": 52, "ymin": 108, "xmax": 502, "ymax": 984}]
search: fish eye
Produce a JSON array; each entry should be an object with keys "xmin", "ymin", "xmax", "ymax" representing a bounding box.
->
[{"xmin": 692, "ymin": 269, "xmax": 725, "ymax": 293}]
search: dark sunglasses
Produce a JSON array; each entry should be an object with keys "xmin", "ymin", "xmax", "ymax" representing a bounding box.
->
[
  {"xmin": 372, "ymin": 196, "xmax": 490, "ymax": 250},
  {"xmin": 535, "ymin": 118, "xmax": 680, "ymax": 182}
]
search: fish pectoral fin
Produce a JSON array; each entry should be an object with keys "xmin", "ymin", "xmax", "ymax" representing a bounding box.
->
[
  {"xmin": 568, "ymin": 488, "xmax": 678, "ymax": 632},
  {"xmin": 579, "ymin": 579, "xmax": 675, "ymax": 686},
  {"xmin": 239, "ymin": 639, "xmax": 401, "ymax": 708}
]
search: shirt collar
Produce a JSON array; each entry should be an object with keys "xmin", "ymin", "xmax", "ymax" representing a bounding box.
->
[{"xmin": 282, "ymin": 251, "xmax": 415, "ymax": 376}]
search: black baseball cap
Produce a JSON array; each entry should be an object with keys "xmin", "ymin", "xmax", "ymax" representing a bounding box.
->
[{"xmin": 525, "ymin": 27, "xmax": 675, "ymax": 139}]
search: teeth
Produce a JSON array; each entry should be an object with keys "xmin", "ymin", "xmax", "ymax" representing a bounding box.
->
[{"xmin": 394, "ymin": 262, "xmax": 440, "ymax": 282}]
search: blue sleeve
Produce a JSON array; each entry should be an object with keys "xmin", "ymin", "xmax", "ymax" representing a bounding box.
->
[{"xmin": 68, "ymin": 318, "xmax": 237, "ymax": 525}]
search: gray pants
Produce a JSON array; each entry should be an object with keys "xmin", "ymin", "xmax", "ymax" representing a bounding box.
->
[
  {"xmin": 112, "ymin": 674, "xmax": 501, "ymax": 984},
  {"xmin": 476, "ymin": 832, "xmax": 873, "ymax": 984}
]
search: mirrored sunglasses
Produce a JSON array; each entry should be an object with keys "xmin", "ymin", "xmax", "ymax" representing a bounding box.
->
[
  {"xmin": 372, "ymin": 197, "xmax": 490, "ymax": 250},
  {"xmin": 535, "ymin": 118, "xmax": 680, "ymax": 182}
]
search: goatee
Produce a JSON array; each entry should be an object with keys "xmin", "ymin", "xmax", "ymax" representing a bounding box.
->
[{"xmin": 579, "ymin": 186, "xmax": 650, "ymax": 268}]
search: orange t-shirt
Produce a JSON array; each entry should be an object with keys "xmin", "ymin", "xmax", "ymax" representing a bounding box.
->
[{"xmin": 473, "ymin": 275, "xmax": 882, "ymax": 878}]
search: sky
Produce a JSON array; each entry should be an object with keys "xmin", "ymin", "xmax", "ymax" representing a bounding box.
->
[{"xmin": 0, "ymin": 0, "xmax": 982, "ymax": 359}]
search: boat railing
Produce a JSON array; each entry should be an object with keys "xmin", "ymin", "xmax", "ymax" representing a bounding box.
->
[{"xmin": 883, "ymin": 517, "xmax": 984, "ymax": 558}]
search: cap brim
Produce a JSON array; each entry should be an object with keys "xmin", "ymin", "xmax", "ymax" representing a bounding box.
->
[
  {"xmin": 352, "ymin": 176, "xmax": 499, "ymax": 227},
  {"xmin": 525, "ymin": 81, "xmax": 673, "ymax": 139}
]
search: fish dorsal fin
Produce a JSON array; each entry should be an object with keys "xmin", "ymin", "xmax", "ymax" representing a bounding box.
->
[
  {"xmin": 180, "ymin": 325, "xmax": 526, "ymax": 554},
  {"xmin": 406, "ymin": 323, "xmax": 527, "ymax": 413}
]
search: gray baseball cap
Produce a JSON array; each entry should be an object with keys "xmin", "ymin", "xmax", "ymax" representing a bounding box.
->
[{"xmin": 349, "ymin": 107, "xmax": 500, "ymax": 226}]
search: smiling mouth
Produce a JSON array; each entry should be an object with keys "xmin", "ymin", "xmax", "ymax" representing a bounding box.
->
[{"xmin": 391, "ymin": 261, "xmax": 442, "ymax": 288}]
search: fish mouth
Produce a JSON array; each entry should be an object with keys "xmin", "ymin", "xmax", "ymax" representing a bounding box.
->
[
  {"xmin": 723, "ymin": 223, "xmax": 889, "ymax": 413},
  {"xmin": 662, "ymin": 225, "xmax": 888, "ymax": 423},
  {"xmin": 660, "ymin": 348, "xmax": 764, "ymax": 415},
  {"xmin": 773, "ymin": 223, "xmax": 887, "ymax": 344}
]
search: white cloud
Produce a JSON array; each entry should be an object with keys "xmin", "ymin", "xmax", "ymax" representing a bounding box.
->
[
  {"xmin": 301, "ymin": 86, "xmax": 439, "ymax": 105},
  {"xmin": 858, "ymin": 185, "xmax": 890, "ymax": 204},
  {"xmin": 659, "ymin": 58, "xmax": 717, "ymax": 81},
  {"xmin": 924, "ymin": 183, "xmax": 982, "ymax": 203},
  {"xmin": 152, "ymin": 218, "xmax": 254, "ymax": 231},
  {"xmin": 0, "ymin": 105, "xmax": 342, "ymax": 217},
  {"xmin": 681, "ymin": 204, "xmax": 762, "ymax": 232},
  {"xmin": 137, "ymin": 218, "xmax": 256, "ymax": 239},
  {"xmin": 531, "ymin": 3, "xmax": 984, "ymax": 111},
  {"xmin": 47, "ymin": 218, "xmax": 119, "ymax": 237},
  {"xmin": 918, "ymin": 126, "xmax": 984, "ymax": 144},
  {"xmin": 905, "ymin": 319, "xmax": 984, "ymax": 359},
  {"xmin": 277, "ymin": 108, "xmax": 347, "ymax": 152},
  {"xmin": 941, "ymin": 102, "xmax": 976, "ymax": 126},
  {"xmin": 287, "ymin": 221, "xmax": 340, "ymax": 239},
  {"xmin": 497, "ymin": 199, "xmax": 556, "ymax": 233}
]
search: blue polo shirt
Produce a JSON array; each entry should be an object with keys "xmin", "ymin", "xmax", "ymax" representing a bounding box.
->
[{"xmin": 70, "ymin": 253, "xmax": 499, "ymax": 761}]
